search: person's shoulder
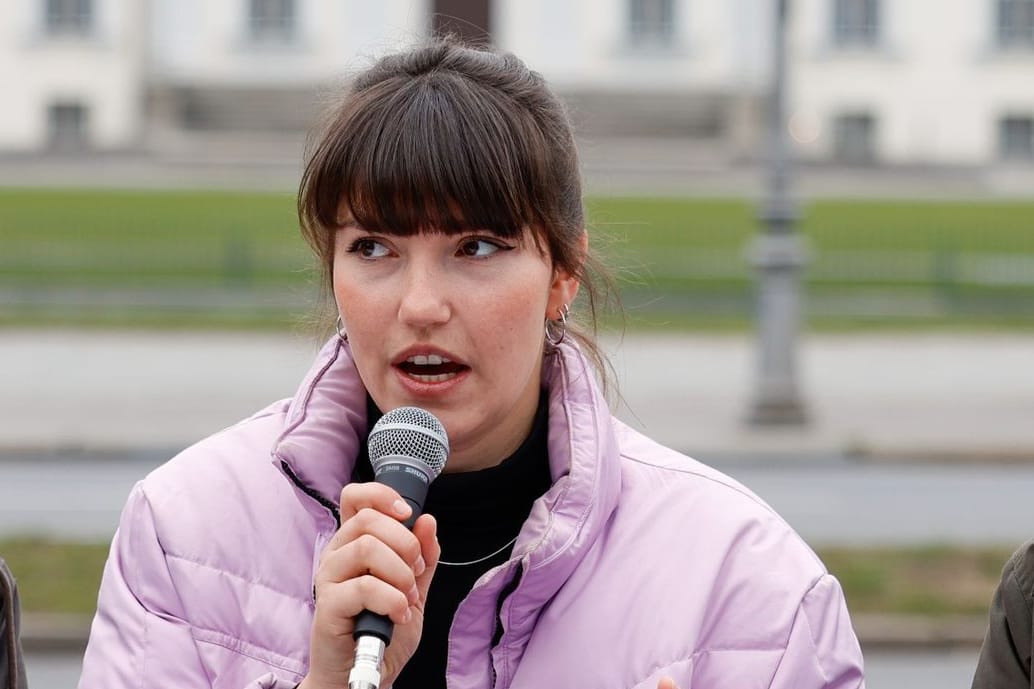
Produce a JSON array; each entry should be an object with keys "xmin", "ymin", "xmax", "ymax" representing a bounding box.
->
[
  {"xmin": 611, "ymin": 418, "xmax": 825, "ymax": 576},
  {"xmin": 1002, "ymin": 538, "xmax": 1034, "ymax": 599},
  {"xmin": 133, "ymin": 399, "xmax": 296, "ymax": 546},
  {"xmin": 595, "ymin": 419, "xmax": 841, "ymax": 657},
  {"xmin": 143, "ymin": 399, "xmax": 291, "ymax": 492},
  {"xmin": 613, "ymin": 420, "xmax": 788, "ymax": 521}
]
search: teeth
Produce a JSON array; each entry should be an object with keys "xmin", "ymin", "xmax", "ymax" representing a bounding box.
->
[
  {"xmin": 409, "ymin": 372, "xmax": 457, "ymax": 383},
  {"xmin": 407, "ymin": 354, "xmax": 451, "ymax": 365}
]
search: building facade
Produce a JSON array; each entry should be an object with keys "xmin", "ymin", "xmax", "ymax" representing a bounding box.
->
[
  {"xmin": 1, "ymin": 0, "xmax": 1032, "ymax": 168},
  {"xmin": 0, "ymin": 0, "xmax": 147, "ymax": 152},
  {"xmin": 790, "ymin": 0, "xmax": 1034, "ymax": 165}
]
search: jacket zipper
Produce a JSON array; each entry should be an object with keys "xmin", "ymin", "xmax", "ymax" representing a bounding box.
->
[
  {"xmin": 280, "ymin": 460, "xmax": 341, "ymax": 527},
  {"xmin": 489, "ymin": 562, "xmax": 524, "ymax": 689},
  {"xmin": 280, "ymin": 460, "xmax": 341, "ymax": 603}
]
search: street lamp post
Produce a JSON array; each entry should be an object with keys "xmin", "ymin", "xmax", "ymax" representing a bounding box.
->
[{"xmin": 746, "ymin": 0, "xmax": 809, "ymax": 425}]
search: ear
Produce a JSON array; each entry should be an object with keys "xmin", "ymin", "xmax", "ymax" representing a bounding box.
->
[{"xmin": 546, "ymin": 232, "xmax": 586, "ymax": 319}]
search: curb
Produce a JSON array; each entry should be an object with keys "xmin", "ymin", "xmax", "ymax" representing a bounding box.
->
[
  {"xmin": 21, "ymin": 612, "xmax": 986, "ymax": 654},
  {"xmin": 852, "ymin": 613, "xmax": 986, "ymax": 650},
  {"xmin": 22, "ymin": 613, "xmax": 91, "ymax": 653}
]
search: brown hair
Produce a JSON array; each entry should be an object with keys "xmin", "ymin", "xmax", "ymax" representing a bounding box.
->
[{"xmin": 297, "ymin": 38, "xmax": 617, "ymax": 380}]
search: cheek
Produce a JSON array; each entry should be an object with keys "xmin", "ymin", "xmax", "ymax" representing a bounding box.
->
[{"xmin": 487, "ymin": 287, "xmax": 549, "ymax": 350}]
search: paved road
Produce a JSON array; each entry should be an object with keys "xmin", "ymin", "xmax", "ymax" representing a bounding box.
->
[
  {"xmin": 3, "ymin": 329, "xmax": 1032, "ymax": 458},
  {"xmin": 5, "ymin": 452, "xmax": 1034, "ymax": 547},
  {"xmin": 25, "ymin": 648, "xmax": 980, "ymax": 689}
]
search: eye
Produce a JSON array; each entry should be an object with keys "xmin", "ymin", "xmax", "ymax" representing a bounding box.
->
[
  {"xmin": 458, "ymin": 237, "xmax": 510, "ymax": 258},
  {"xmin": 347, "ymin": 238, "xmax": 391, "ymax": 259}
]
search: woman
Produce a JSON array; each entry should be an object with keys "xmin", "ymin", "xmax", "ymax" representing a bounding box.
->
[
  {"xmin": 972, "ymin": 539, "xmax": 1034, "ymax": 688},
  {"xmin": 79, "ymin": 39, "xmax": 865, "ymax": 689}
]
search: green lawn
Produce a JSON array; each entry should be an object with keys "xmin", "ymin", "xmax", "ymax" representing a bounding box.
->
[
  {"xmin": 0, "ymin": 537, "xmax": 1010, "ymax": 619},
  {"xmin": 3, "ymin": 189, "xmax": 1033, "ymax": 329}
]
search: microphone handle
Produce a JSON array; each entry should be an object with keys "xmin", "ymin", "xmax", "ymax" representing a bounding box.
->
[{"xmin": 352, "ymin": 464, "xmax": 431, "ymax": 643}]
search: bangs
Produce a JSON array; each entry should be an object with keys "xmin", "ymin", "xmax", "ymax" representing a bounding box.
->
[{"xmin": 308, "ymin": 71, "xmax": 548, "ymax": 240}]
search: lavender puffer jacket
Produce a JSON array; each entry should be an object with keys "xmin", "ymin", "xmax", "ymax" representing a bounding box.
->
[{"xmin": 79, "ymin": 338, "xmax": 865, "ymax": 689}]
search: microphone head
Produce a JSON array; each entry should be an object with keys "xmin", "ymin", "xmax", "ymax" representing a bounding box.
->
[{"xmin": 368, "ymin": 406, "xmax": 449, "ymax": 479}]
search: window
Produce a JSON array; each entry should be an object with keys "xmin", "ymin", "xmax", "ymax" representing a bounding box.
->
[
  {"xmin": 249, "ymin": 0, "xmax": 295, "ymax": 42},
  {"xmin": 628, "ymin": 0, "xmax": 676, "ymax": 47},
  {"xmin": 45, "ymin": 0, "xmax": 92, "ymax": 36},
  {"xmin": 833, "ymin": 0, "xmax": 879, "ymax": 48},
  {"xmin": 997, "ymin": 0, "xmax": 1034, "ymax": 48},
  {"xmin": 47, "ymin": 102, "xmax": 89, "ymax": 152},
  {"xmin": 833, "ymin": 113, "xmax": 876, "ymax": 164},
  {"xmin": 1000, "ymin": 116, "xmax": 1034, "ymax": 160}
]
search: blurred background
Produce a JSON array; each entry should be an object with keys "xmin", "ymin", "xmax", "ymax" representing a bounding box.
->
[{"xmin": 2, "ymin": 0, "xmax": 1034, "ymax": 686}]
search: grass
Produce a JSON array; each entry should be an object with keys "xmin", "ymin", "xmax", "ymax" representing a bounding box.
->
[
  {"xmin": 1, "ymin": 538, "xmax": 109, "ymax": 616},
  {"xmin": 820, "ymin": 545, "xmax": 1012, "ymax": 618},
  {"xmin": 0, "ymin": 537, "xmax": 1012, "ymax": 619},
  {"xmin": 2, "ymin": 189, "xmax": 1034, "ymax": 329}
]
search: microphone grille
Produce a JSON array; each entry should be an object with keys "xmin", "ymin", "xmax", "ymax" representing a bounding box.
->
[{"xmin": 368, "ymin": 407, "xmax": 449, "ymax": 478}]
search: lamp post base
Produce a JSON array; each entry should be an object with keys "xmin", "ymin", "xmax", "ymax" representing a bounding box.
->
[{"xmin": 746, "ymin": 395, "xmax": 808, "ymax": 425}]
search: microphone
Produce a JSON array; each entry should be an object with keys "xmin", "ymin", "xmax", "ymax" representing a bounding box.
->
[{"xmin": 348, "ymin": 407, "xmax": 449, "ymax": 689}]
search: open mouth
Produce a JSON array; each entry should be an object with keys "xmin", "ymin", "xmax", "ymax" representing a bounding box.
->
[{"xmin": 397, "ymin": 354, "xmax": 469, "ymax": 383}]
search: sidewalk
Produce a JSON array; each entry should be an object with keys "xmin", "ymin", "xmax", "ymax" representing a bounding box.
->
[{"xmin": 3, "ymin": 328, "xmax": 1032, "ymax": 460}]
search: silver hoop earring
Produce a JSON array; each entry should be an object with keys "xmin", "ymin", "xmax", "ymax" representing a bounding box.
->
[
  {"xmin": 545, "ymin": 303, "xmax": 569, "ymax": 346},
  {"xmin": 335, "ymin": 315, "xmax": 348, "ymax": 342}
]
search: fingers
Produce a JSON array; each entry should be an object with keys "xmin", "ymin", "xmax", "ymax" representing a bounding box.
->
[
  {"xmin": 335, "ymin": 483, "xmax": 413, "ymax": 538},
  {"xmin": 318, "ymin": 533, "xmax": 423, "ymax": 620},
  {"xmin": 315, "ymin": 573, "xmax": 415, "ymax": 629},
  {"xmin": 313, "ymin": 484, "xmax": 439, "ymax": 630},
  {"xmin": 411, "ymin": 514, "xmax": 440, "ymax": 601}
]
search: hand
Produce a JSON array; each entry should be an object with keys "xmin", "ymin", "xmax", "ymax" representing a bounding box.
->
[
  {"xmin": 298, "ymin": 483, "xmax": 440, "ymax": 689},
  {"xmin": 657, "ymin": 678, "xmax": 680, "ymax": 689}
]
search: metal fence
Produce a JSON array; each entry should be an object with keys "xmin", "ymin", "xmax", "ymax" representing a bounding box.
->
[{"xmin": 3, "ymin": 224, "xmax": 1033, "ymax": 327}]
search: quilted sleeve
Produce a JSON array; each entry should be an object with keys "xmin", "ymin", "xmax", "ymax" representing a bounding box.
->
[
  {"xmin": 78, "ymin": 483, "xmax": 301, "ymax": 689},
  {"xmin": 768, "ymin": 574, "xmax": 866, "ymax": 689}
]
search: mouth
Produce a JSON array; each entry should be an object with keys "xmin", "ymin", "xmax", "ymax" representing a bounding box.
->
[{"xmin": 395, "ymin": 353, "xmax": 470, "ymax": 383}]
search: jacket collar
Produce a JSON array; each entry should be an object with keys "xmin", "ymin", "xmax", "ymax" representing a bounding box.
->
[
  {"xmin": 272, "ymin": 337, "xmax": 367, "ymax": 515},
  {"xmin": 446, "ymin": 344, "xmax": 624, "ymax": 689}
]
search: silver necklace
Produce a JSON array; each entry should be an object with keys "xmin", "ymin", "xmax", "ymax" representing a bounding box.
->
[{"xmin": 437, "ymin": 535, "xmax": 519, "ymax": 567}]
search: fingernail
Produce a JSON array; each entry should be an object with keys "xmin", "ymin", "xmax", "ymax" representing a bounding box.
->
[
  {"xmin": 393, "ymin": 500, "xmax": 409, "ymax": 517},
  {"xmin": 408, "ymin": 585, "xmax": 420, "ymax": 605},
  {"xmin": 414, "ymin": 555, "xmax": 426, "ymax": 575},
  {"xmin": 402, "ymin": 608, "xmax": 413, "ymax": 624}
]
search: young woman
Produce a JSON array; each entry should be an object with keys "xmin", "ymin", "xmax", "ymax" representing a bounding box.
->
[{"xmin": 79, "ymin": 39, "xmax": 865, "ymax": 689}]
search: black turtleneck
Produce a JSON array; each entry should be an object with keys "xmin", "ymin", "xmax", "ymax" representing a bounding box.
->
[{"xmin": 354, "ymin": 393, "xmax": 552, "ymax": 689}]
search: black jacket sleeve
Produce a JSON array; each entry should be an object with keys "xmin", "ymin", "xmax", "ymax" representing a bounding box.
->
[
  {"xmin": 972, "ymin": 539, "xmax": 1034, "ymax": 689},
  {"xmin": 1, "ymin": 556, "xmax": 29, "ymax": 689}
]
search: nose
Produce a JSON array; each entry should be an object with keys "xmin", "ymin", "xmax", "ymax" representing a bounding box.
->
[{"xmin": 397, "ymin": 260, "xmax": 451, "ymax": 330}]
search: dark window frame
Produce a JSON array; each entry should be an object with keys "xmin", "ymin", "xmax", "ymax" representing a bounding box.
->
[
  {"xmin": 832, "ymin": 0, "xmax": 880, "ymax": 48},
  {"xmin": 997, "ymin": 0, "xmax": 1034, "ymax": 48},
  {"xmin": 999, "ymin": 115, "xmax": 1034, "ymax": 160},
  {"xmin": 248, "ymin": 0, "xmax": 296, "ymax": 42},
  {"xmin": 628, "ymin": 0, "xmax": 677, "ymax": 47},
  {"xmin": 47, "ymin": 101, "xmax": 89, "ymax": 152},
  {"xmin": 832, "ymin": 112, "xmax": 878, "ymax": 164},
  {"xmin": 44, "ymin": 0, "xmax": 92, "ymax": 37}
]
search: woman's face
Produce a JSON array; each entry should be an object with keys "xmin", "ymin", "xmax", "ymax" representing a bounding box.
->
[{"xmin": 333, "ymin": 215, "xmax": 580, "ymax": 472}]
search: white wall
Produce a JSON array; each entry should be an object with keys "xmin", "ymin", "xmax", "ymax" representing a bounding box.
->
[
  {"xmin": 790, "ymin": 0, "xmax": 1034, "ymax": 165},
  {"xmin": 0, "ymin": 0, "xmax": 145, "ymax": 151},
  {"xmin": 496, "ymin": 0, "xmax": 770, "ymax": 91},
  {"xmin": 149, "ymin": 0, "xmax": 430, "ymax": 86}
]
